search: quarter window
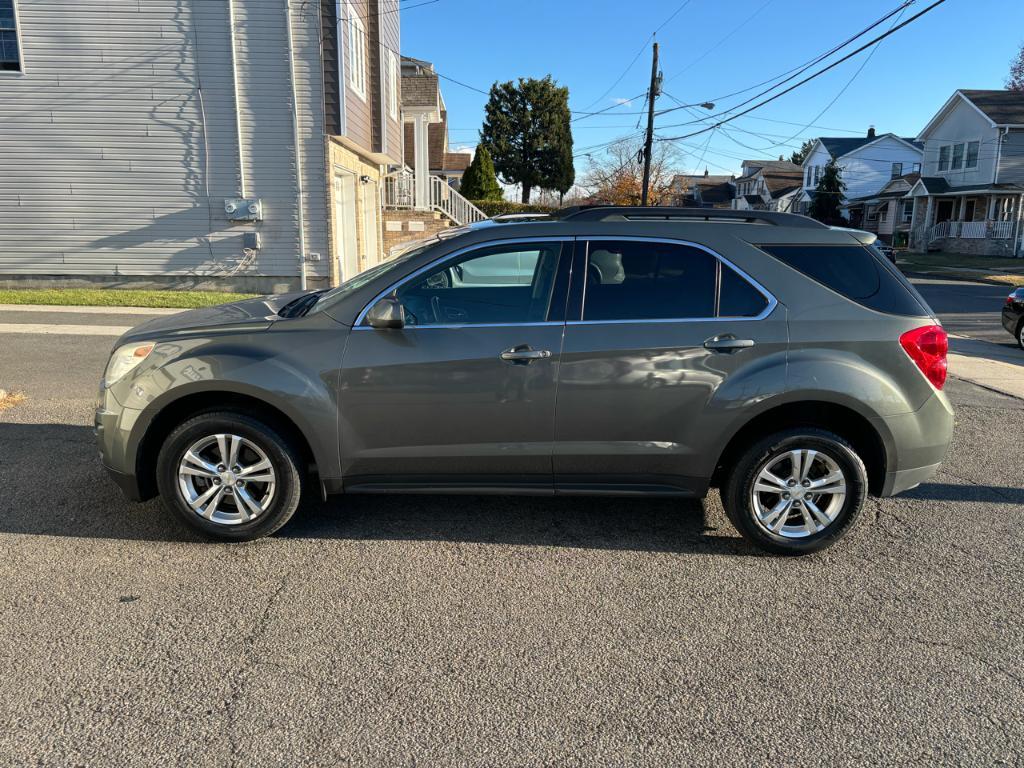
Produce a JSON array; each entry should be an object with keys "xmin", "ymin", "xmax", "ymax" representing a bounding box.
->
[
  {"xmin": 0, "ymin": 0, "xmax": 20, "ymax": 71},
  {"xmin": 348, "ymin": 13, "xmax": 367, "ymax": 99},
  {"xmin": 395, "ymin": 242, "xmax": 562, "ymax": 326}
]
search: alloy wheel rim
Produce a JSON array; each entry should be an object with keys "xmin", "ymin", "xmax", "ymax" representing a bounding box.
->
[
  {"xmin": 750, "ymin": 448, "xmax": 847, "ymax": 539},
  {"xmin": 177, "ymin": 434, "xmax": 276, "ymax": 526}
]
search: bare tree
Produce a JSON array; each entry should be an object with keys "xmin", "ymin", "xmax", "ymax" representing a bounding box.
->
[{"xmin": 580, "ymin": 137, "xmax": 680, "ymax": 206}]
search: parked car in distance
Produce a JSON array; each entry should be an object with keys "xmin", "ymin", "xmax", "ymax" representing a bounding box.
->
[
  {"xmin": 873, "ymin": 240, "xmax": 896, "ymax": 264},
  {"xmin": 95, "ymin": 207, "xmax": 954, "ymax": 555},
  {"xmin": 1002, "ymin": 286, "xmax": 1024, "ymax": 348}
]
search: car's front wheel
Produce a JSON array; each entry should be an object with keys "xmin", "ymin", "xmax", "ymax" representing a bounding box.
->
[
  {"xmin": 1017, "ymin": 319, "xmax": 1024, "ymax": 350},
  {"xmin": 156, "ymin": 411, "xmax": 304, "ymax": 541},
  {"xmin": 721, "ymin": 428, "xmax": 867, "ymax": 555}
]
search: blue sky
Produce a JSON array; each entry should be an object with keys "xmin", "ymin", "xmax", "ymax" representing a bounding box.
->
[{"xmin": 401, "ymin": 0, "xmax": 1024, "ymax": 182}]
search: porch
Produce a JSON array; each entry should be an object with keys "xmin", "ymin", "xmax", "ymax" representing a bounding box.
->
[{"xmin": 909, "ymin": 187, "xmax": 1024, "ymax": 257}]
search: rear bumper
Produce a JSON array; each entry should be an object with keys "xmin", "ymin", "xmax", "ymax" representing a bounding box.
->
[
  {"xmin": 875, "ymin": 390, "xmax": 954, "ymax": 497},
  {"xmin": 1002, "ymin": 307, "xmax": 1021, "ymax": 336},
  {"xmin": 102, "ymin": 463, "xmax": 144, "ymax": 501}
]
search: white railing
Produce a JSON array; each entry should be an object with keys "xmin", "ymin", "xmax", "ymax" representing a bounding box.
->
[
  {"xmin": 992, "ymin": 220, "xmax": 1014, "ymax": 239},
  {"xmin": 383, "ymin": 169, "xmax": 415, "ymax": 209},
  {"xmin": 428, "ymin": 174, "xmax": 487, "ymax": 225},
  {"xmin": 960, "ymin": 221, "xmax": 987, "ymax": 239},
  {"xmin": 382, "ymin": 169, "xmax": 487, "ymax": 226},
  {"xmin": 929, "ymin": 220, "xmax": 1014, "ymax": 241}
]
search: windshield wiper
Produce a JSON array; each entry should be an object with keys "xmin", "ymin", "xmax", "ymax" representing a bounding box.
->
[{"xmin": 278, "ymin": 289, "xmax": 327, "ymax": 318}]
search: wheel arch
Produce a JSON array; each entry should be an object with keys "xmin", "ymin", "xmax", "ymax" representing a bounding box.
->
[
  {"xmin": 133, "ymin": 388, "xmax": 322, "ymax": 501},
  {"xmin": 711, "ymin": 399, "xmax": 890, "ymax": 496}
]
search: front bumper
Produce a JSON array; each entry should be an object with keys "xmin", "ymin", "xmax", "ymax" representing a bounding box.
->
[{"xmin": 95, "ymin": 399, "xmax": 145, "ymax": 501}]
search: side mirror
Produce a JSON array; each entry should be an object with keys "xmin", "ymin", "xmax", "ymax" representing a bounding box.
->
[{"xmin": 365, "ymin": 296, "xmax": 406, "ymax": 329}]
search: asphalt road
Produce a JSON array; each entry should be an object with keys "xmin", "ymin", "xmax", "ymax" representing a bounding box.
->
[
  {"xmin": 911, "ymin": 275, "xmax": 1015, "ymax": 343},
  {"xmin": 1, "ymin": 311, "xmax": 1023, "ymax": 766}
]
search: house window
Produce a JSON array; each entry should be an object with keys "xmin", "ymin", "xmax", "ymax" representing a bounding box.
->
[
  {"xmin": 348, "ymin": 13, "xmax": 367, "ymax": 99},
  {"xmin": 0, "ymin": 0, "xmax": 21, "ymax": 71},
  {"xmin": 388, "ymin": 50, "xmax": 399, "ymax": 120},
  {"xmin": 879, "ymin": 205, "xmax": 888, "ymax": 222},
  {"xmin": 805, "ymin": 166, "xmax": 812, "ymax": 186},
  {"xmin": 912, "ymin": 162, "xmax": 921, "ymax": 174},
  {"xmin": 813, "ymin": 165, "xmax": 821, "ymax": 185},
  {"xmin": 937, "ymin": 145, "xmax": 950, "ymax": 172},
  {"xmin": 966, "ymin": 140, "xmax": 979, "ymax": 169},
  {"xmin": 901, "ymin": 200, "xmax": 914, "ymax": 224},
  {"xmin": 950, "ymin": 143, "xmax": 964, "ymax": 170},
  {"xmin": 891, "ymin": 162, "xmax": 902, "ymax": 179}
]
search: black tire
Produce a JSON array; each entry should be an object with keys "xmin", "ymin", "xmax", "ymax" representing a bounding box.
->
[
  {"xmin": 156, "ymin": 411, "xmax": 305, "ymax": 541},
  {"xmin": 1016, "ymin": 319, "xmax": 1024, "ymax": 350},
  {"xmin": 721, "ymin": 428, "xmax": 868, "ymax": 556}
]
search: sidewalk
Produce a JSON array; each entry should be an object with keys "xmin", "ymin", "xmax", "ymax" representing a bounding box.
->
[{"xmin": 948, "ymin": 334, "xmax": 1024, "ymax": 400}]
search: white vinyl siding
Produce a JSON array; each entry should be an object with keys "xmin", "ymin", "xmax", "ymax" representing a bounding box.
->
[
  {"xmin": 0, "ymin": 0, "xmax": 328, "ymax": 283},
  {"xmin": 348, "ymin": 12, "xmax": 366, "ymax": 100}
]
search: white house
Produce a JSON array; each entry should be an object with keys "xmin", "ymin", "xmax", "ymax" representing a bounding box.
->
[
  {"xmin": 905, "ymin": 89, "xmax": 1024, "ymax": 256},
  {"xmin": 798, "ymin": 128, "xmax": 923, "ymax": 215}
]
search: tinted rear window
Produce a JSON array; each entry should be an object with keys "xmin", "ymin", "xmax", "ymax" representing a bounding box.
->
[{"xmin": 760, "ymin": 245, "xmax": 929, "ymax": 316}]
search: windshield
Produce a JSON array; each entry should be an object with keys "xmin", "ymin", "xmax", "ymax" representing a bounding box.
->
[{"xmin": 309, "ymin": 241, "xmax": 437, "ymax": 312}]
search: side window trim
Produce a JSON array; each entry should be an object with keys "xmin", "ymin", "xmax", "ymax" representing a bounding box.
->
[
  {"xmin": 353, "ymin": 237, "xmax": 574, "ymax": 329},
  {"xmin": 568, "ymin": 236, "xmax": 778, "ymax": 325}
]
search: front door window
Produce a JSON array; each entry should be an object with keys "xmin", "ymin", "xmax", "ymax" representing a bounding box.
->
[{"xmin": 395, "ymin": 242, "xmax": 562, "ymax": 326}]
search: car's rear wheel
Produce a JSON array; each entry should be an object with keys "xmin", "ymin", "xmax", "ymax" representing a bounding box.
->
[
  {"xmin": 1016, "ymin": 319, "xmax": 1024, "ymax": 350},
  {"xmin": 156, "ymin": 411, "xmax": 304, "ymax": 541},
  {"xmin": 721, "ymin": 428, "xmax": 867, "ymax": 555}
]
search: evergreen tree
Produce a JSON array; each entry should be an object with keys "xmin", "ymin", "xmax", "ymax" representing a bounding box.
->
[
  {"xmin": 789, "ymin": 139, "xmax": 815, "ymax": 166},
  {"xmin": 1008, "ymin": 42, "xmax": 1024, "ymax": 91},
  {"xmin": 460, "ymin": 146, "xmax": 503, "ymax": 201},
  {"xmin": 479, "ymin": 76, "xmax": 574, "ymax": 204},
  {"xmin": 808, "ymin": 159, "xmax": 846, "ymax": 224}
]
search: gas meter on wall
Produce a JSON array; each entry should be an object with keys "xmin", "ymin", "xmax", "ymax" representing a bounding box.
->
[{"xmin": 224, "ymin": 198, "xmax": 263, "ymax": 222}]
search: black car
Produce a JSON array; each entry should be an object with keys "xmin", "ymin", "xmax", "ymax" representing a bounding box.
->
[{"xmin": 1002, "ymin": 286, "xmax": 1024, "ymax": 348}]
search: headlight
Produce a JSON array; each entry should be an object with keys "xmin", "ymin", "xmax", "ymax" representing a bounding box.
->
[{"xmin": 104, "ymin": 342, "xmax": 155, "ymax": 386}]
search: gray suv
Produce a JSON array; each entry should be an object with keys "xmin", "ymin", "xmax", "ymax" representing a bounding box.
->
[{"xmin": 95, "ymin": 207, "xmax": 953, "ymax": 555}]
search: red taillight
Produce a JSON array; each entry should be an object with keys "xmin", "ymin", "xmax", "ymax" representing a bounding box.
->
[{"xmin": 900, "ymin": 324, "xmax": 948, "ymax": 390}]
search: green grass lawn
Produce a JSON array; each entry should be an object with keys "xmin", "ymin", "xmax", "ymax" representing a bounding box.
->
[
  {"xmin": 0, "ymin": 288, "xmax": 258, "ymax": 309},
  {"xmin": 898, "ymin": 251, "xmax": 1024, "ymax": 286}
]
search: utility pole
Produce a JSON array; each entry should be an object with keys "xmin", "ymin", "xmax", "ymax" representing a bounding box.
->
[{"xmin": 640, "ymin": 41, "xmax": 661, "ymax": 207}]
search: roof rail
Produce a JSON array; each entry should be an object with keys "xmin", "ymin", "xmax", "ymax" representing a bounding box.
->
[{"xmin": 555, "ymin": 205, "xmax": 826, "ymax": 229}]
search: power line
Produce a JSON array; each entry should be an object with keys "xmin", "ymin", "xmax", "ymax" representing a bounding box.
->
[
  {"xmin": 574, "ymin": 0, "xmax": 695, "ymax": 114},
  {"xmin": 657, "ymin": 0, "xmax": 948, "ymax": 144}
]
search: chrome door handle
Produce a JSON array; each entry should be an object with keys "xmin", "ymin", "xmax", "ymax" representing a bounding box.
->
[
  {"xmin": 500, "ymin": 346, "xmax": 552, "ymax": 363},
  {"xmin": 703, "ymin": 335, "xmax": 755, "ymax": 352}
]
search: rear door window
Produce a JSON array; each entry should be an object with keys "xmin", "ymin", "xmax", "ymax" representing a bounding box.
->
[
  {"xmin": 582, "ymin": 241, "xmax": 716, "ymax": 321},
  {"xmin": 760, "ymin": 244, "xmax": 929, "ymax": 316}
]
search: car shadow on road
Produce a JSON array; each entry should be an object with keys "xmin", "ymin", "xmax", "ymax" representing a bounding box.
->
[{"xmin": 2, "ymin": 421, "xmax": 1021, "ymax": 552}]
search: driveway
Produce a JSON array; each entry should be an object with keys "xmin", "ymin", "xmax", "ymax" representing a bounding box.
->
[{"xmin": 0, "ymin": 306, "xmax": 1022, "ymax": 766}]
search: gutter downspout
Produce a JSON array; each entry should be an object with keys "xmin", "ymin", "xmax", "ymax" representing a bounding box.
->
[
  {"xmin": 227, "ymin": 0, "xmax": 246, "ymax": 198},
  {"xmin": 285, "ymin": 0, "xmax": 308, "ymax": 290}
]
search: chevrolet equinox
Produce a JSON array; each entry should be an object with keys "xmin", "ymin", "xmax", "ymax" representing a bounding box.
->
[{"xmin": 95, "ymin": 207, "xmax": 953, "ymax": 555}]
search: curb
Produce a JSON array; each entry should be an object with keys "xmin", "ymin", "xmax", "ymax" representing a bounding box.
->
[{"xmin": 0, "ymin": 304, "xmax": 184, "ymax": 315}]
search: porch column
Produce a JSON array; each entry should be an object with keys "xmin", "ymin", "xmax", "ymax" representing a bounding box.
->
[
  {"xmin": 919, "ymin": 196, "xmax": 935, "ymax": 250},
  {"xmin": 908, "ymin": 196, "xmax": 919, "ymax": 249},
  {"xmin": 413, "ymin": 113, "xmax": 430, "ymax": 210}
]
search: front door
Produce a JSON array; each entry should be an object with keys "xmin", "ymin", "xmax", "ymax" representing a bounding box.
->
[
  {"xmin": 553, "ymin": 238, "xmax": 788, "ymax": 492},
  {"xmin": 935, "ymin": 199, "xmax": 955, "ymax": 223},
  {"xmin": 334, "ymin": 172, "xmax": 359, "ymax": 281},
  {"xmin": 339, "ymin": 239, "xmax": 571, "ymax": 489}
]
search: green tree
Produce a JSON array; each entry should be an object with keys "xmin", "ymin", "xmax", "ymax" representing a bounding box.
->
[
  {"xmin": 789, "ymin": 139, "xmax": 815, "ymax": 166},
  {"xmin": 808, "ymin": 158, "xmax": 846, "ymax": 224},
  {"xmin": 479, "ymin": 76, "xmax": 574, "ymax": 204},
  {"xmin": 459, "ymin": 146, "xmax": 503, "ymax": 201},
  {"xmin": 1008, "ymin": 42, "xmax": 1024, "ymax": 91}
]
